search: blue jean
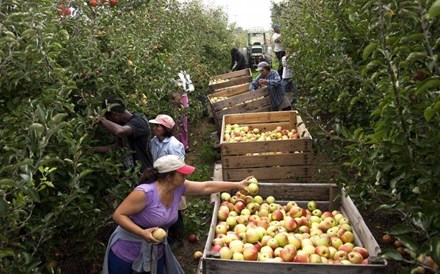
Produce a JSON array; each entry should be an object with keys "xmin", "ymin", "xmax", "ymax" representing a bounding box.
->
[
  {"xmin": 281, "ymin": 78, "xmax": 297, "ymax": 104},
  {"xmin": 108, "ymin": 248, "xmax": 165, "ymax": 274}
]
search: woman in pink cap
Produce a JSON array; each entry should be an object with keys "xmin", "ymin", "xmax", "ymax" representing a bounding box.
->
[
  {"xmin": 149, "ymin": 114, "xmax": 186, "ymax": 249},
  {"xmin": 103, "ymin": 155, "xmax": 252, "ymax": 274}
]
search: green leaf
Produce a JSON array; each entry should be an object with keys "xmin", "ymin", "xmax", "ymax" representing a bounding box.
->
[
  {"xmin": 49, "ymin": 113, "xmax": 67, "ymax": 125},
  {"xmin": 380, "ymin": 248, "xmax": 404, "ymax": 260},
  {"xmin": 362, "ymin": 42, "xmax": 378, "ymax": 60},
  {"xmin": 416, "ymin": 79, "xmax": 440, "ymax": 95},
  {"xmin": 428, "ymin": 0, "xmax": 440, "ymax": 18},
  {"xmin": 431, "ymin": 237, "xmax": 440, "ymax": 266},
  {"xmin": 400, "ymin": 33, "xmax": 425, "ymax": 43},
  {"xmin": 29, "ymin": 123, "xmax": 45, "ymax": 134},
  {"xmin": 0, "ymin": 179, "xmax": 15, "ymax": 187},
  {"xmin": 390, "ymin": 223, "xmax": 415, "ymax": 235},
  {"xmin": 406, "ymin": 52, "xmax": 427, "ymax": 63},
  {"xmin": 0, "ymin": 198, "xmax": 8, "ymax": 217},
  {"xmin": 78, "ymin": 169, "xmax": 94, "ymax": 179},
  {"xmin": 424, "ymin": 106, "xmax": 434, "ymax": 121},
  {"xmin": 0, "ymin": 248, "xmax": 15, "ymax": 259},
  {"xmin": 397, "ymin": 235, "xmax": 419, "ymax": 254}
]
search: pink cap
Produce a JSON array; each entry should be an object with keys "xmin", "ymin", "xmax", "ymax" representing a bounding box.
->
[
  {"xmin": 154, "ymin": 155, "xmax": 195, "ymax": 175},
  {"xmin": 149, "ymin": 114, "xmax": 175, "ymax": 129}
]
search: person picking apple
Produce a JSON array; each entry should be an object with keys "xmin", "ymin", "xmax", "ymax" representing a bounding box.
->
[{"xmin": 102, "ymin": 155, "xmax": 253, "ymax": 274}]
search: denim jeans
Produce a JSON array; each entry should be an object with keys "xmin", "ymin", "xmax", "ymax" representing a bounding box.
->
[
  {"xmin": 281, "ymin": 78, "xmax": 297, "ymax": 104},
  {"xmin": 108, "ymin": 248, "xmax": 165, "ymax": 274}
]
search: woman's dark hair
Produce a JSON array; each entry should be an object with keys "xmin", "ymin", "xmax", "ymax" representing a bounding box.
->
[
  {"xmin": 139, "ymin": 167, "xmax": 176, "ymax": 184},
  {"xmin": 163, "ymin": 126, "xmax": 174, "ymax": 138},
  {"xmin": 154, "ymin": 124, "xmax": 174, "ymax": 138}
]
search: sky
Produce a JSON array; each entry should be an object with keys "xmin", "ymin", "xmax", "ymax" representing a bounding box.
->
[{"xmin": 202, "ymin": 0, "xmax": 283, "ymax": 31}]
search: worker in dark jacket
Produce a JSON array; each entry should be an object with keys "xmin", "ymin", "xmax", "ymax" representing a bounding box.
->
[{"xmin": 230, "ymin": 48, "xmax": 247, "ymax": 71}]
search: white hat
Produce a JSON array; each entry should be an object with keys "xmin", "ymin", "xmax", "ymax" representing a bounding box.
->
[{"xmin": 154, "ymin": 155, "xmax": 195, "ymax": 175}]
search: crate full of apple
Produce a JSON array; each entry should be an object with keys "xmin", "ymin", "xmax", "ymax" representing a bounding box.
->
[
  {"xmin": 220, "ymin": 111, "xmax": 313, "ymax": 183},
  {"xmin": 207, "ymin": 85, "xmax": 272, "ymax": 132},
  {"xmin": 200, "ymin": 178, "xmax": 387, "ymax": 274},
  {"xmin": 208, "ymin": 68, "xmax": 252, "ymax": 93}
]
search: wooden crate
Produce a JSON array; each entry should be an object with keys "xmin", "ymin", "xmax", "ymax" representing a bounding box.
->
[
  {"xmin": 208, "ymin": 86, "xmax": 273, "ymax": 131},
  {"xmin": 200, "ymin": 181, "xmax": 388, "ymax": 274},
  {"xmin": 208, "ymin": 69, "xmax": 252, "ymax": 93},
  {"xmin": 220, "ymin": 111, "xmax": 312, "ymax": 183}
]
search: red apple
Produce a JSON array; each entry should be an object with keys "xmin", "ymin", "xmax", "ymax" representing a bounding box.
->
[
  {"xmin": 188, "ymin": 234, "xmax": 198, "ymax": 243},
  {"xmin": 279, "ymin": 245, "xmax": 297, "ymax": 262},
  {"xmin": 353, "ymin": 246, "xmax": 369, "ymax": 259},
  {"xmin": 315, "ymin": 246, "xmax": 330, "ymax": 258},
  {"xmin": 348, "ymin": 251, "xmax": 364, "ymax": 264},
  {"xmin": 211, "ymin": 245, "xmax": 222, "ymax": 252},
  {"xmin": 243, "ymin": 246, "xmax": 258, "ymax": 260},
  {"xmin": 334, "ymin": 250, "xmax": 348, "ymax": 261},
  {"xmin": 294, "ymin": 250, "xmax": 310, "ymax": 263}
]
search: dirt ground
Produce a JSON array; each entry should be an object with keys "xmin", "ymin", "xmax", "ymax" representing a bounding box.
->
[{"xmin": 172, "ymin": 115, "xmax": 406, "ymax": 274}]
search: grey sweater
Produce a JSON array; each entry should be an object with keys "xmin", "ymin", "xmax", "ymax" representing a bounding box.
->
[{"xmin": 102, "ymin": 226, "xmax": 185, "ymax": 274}]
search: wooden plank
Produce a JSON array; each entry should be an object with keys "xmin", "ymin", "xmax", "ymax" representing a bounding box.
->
[
  {"xmin": 203, "ymin": 259, "xmax": 385, "ymax": 274},
  {"xmin": 222, "ymin": 166, "xmax": 312, "ymax": 181},
  {"xmin": 209, "ymin": 83, "xmax": 249, "ymax": 98},
  {"xmin": 209, "ymin": 75, "xmax": 252, "ymax": 92},
  {"xmin": 297, "ymin": 115, "xmax": 312, "ymax": 139},
  {"xmin": 341, "ymin": 191, "xmax": 383, "ymax": 257},
  {"xmin": 216, "ymin": 100, "xmax": 273, "ymax": 118},
  {"xmin": 256, "ymin": 182, "xmax": 334, "ymax": 201},
  {"xmin": 210, "ymin": 68, "xmax": 251, "ymax": 80},
  {"xmin": 223, "ymin": 111, "xmax": 294, "ymax": 124},
  {"xmin": 212, "ymin": 87, "xmax": 268, "ymax": 111},
  {"xmin": 222, "ymin": 152, "xmax": 312, "ymax": 168},
  {"xmin": 254, "ymin": 177, "xmax": 312, "ymax": 183},
  {"xmin": 221, "ymin": 139, "xmax": 312, "ymax": 155}
]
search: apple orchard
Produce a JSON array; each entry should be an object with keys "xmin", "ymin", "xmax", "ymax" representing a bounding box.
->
[{"xmin": 0, "ymin": 0, "xmax": 439, "ymax": 274}]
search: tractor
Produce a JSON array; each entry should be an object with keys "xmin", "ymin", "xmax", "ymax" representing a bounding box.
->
[{"xmin": 243, "ymin": 31, "xmax": 272, "ymax": 69}]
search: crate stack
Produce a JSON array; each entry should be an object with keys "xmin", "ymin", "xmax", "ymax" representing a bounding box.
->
[
  {"xmin": 220, "ymin": 111, "xmax": 312, "ymax": 183},
  {"xmin": 197, "ymin": 108, "xmax": 387, "ymax": 273},
  {"xmin": 207, "ymin": 69, "xmax": 274, "ymax": 131}
]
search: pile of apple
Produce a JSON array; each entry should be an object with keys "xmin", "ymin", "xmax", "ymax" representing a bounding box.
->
[
  {"xmin": 224, "ymin": 124, "xmax": 300, "ymax": 142},
  {"xmin": 211, "ymin": 178, "xmax": 370, "ymax": 264},
  {"xmin": 210, "ymin": 96, "xmax": 228, "ymax": 103},
  {"xmin": 209, "ymin": 78, "xmax": 230, "ymax": 85}
]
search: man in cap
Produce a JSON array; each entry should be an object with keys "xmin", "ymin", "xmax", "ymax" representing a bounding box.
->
[{"xmin": 250, "ymin": 61, "xmax": 290, "ymax": 111}]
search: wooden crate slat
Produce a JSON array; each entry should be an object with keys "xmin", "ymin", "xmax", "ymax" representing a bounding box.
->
[
  {"xmin": 209, "ymin": 75, "xmax": 252, "ymax": 92},
  {"xmin": 224, "ymin": 111, "xmax": 296, "ymax": 125},
  {"xmin": 211, "ymin": 87, "xmax": 268, "ymax": 111},
  {"xmin": 222, "ymin": 166, "xmax": 312, "ymax": 181},
  {"xmin": 255, "ymin": 177, "xmax": 312, "ymax": 183},
  {"xmin": 203, "ymin": 259, "xmax": 384, "ymax": 274},
  {"xmin": 210, "ymin": 68, "xmax": 251, "ymax": 80},
  {"xmin": 341, "ymin": 192, "xmax": 383, "ymax": 258},
  {"xmin": 221, "ymin": 139, "xmax": 312, "ymax": 155},
  {"xmin": 215, "ymin": 98, "xmax": 272, "ymax": 118},
  {"xmin": 254, "ymin": 182, "xmax": 333, "ymax": 202},
  {"xmin": 222, "ymin": 152, "xmax": 312, "ymax": 168},
  {"xmin": 209, "ymin": 83, "xmax": 249, "ymax": 97}
]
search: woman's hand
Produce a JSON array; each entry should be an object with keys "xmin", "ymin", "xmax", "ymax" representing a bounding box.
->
[
  {"xmin": 237, "ymin": 176, "xmax": 254, "ymax": 193},
  {"xmin": 140, "ymin": 227, "xmax": 162, "ymax": 244}
]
